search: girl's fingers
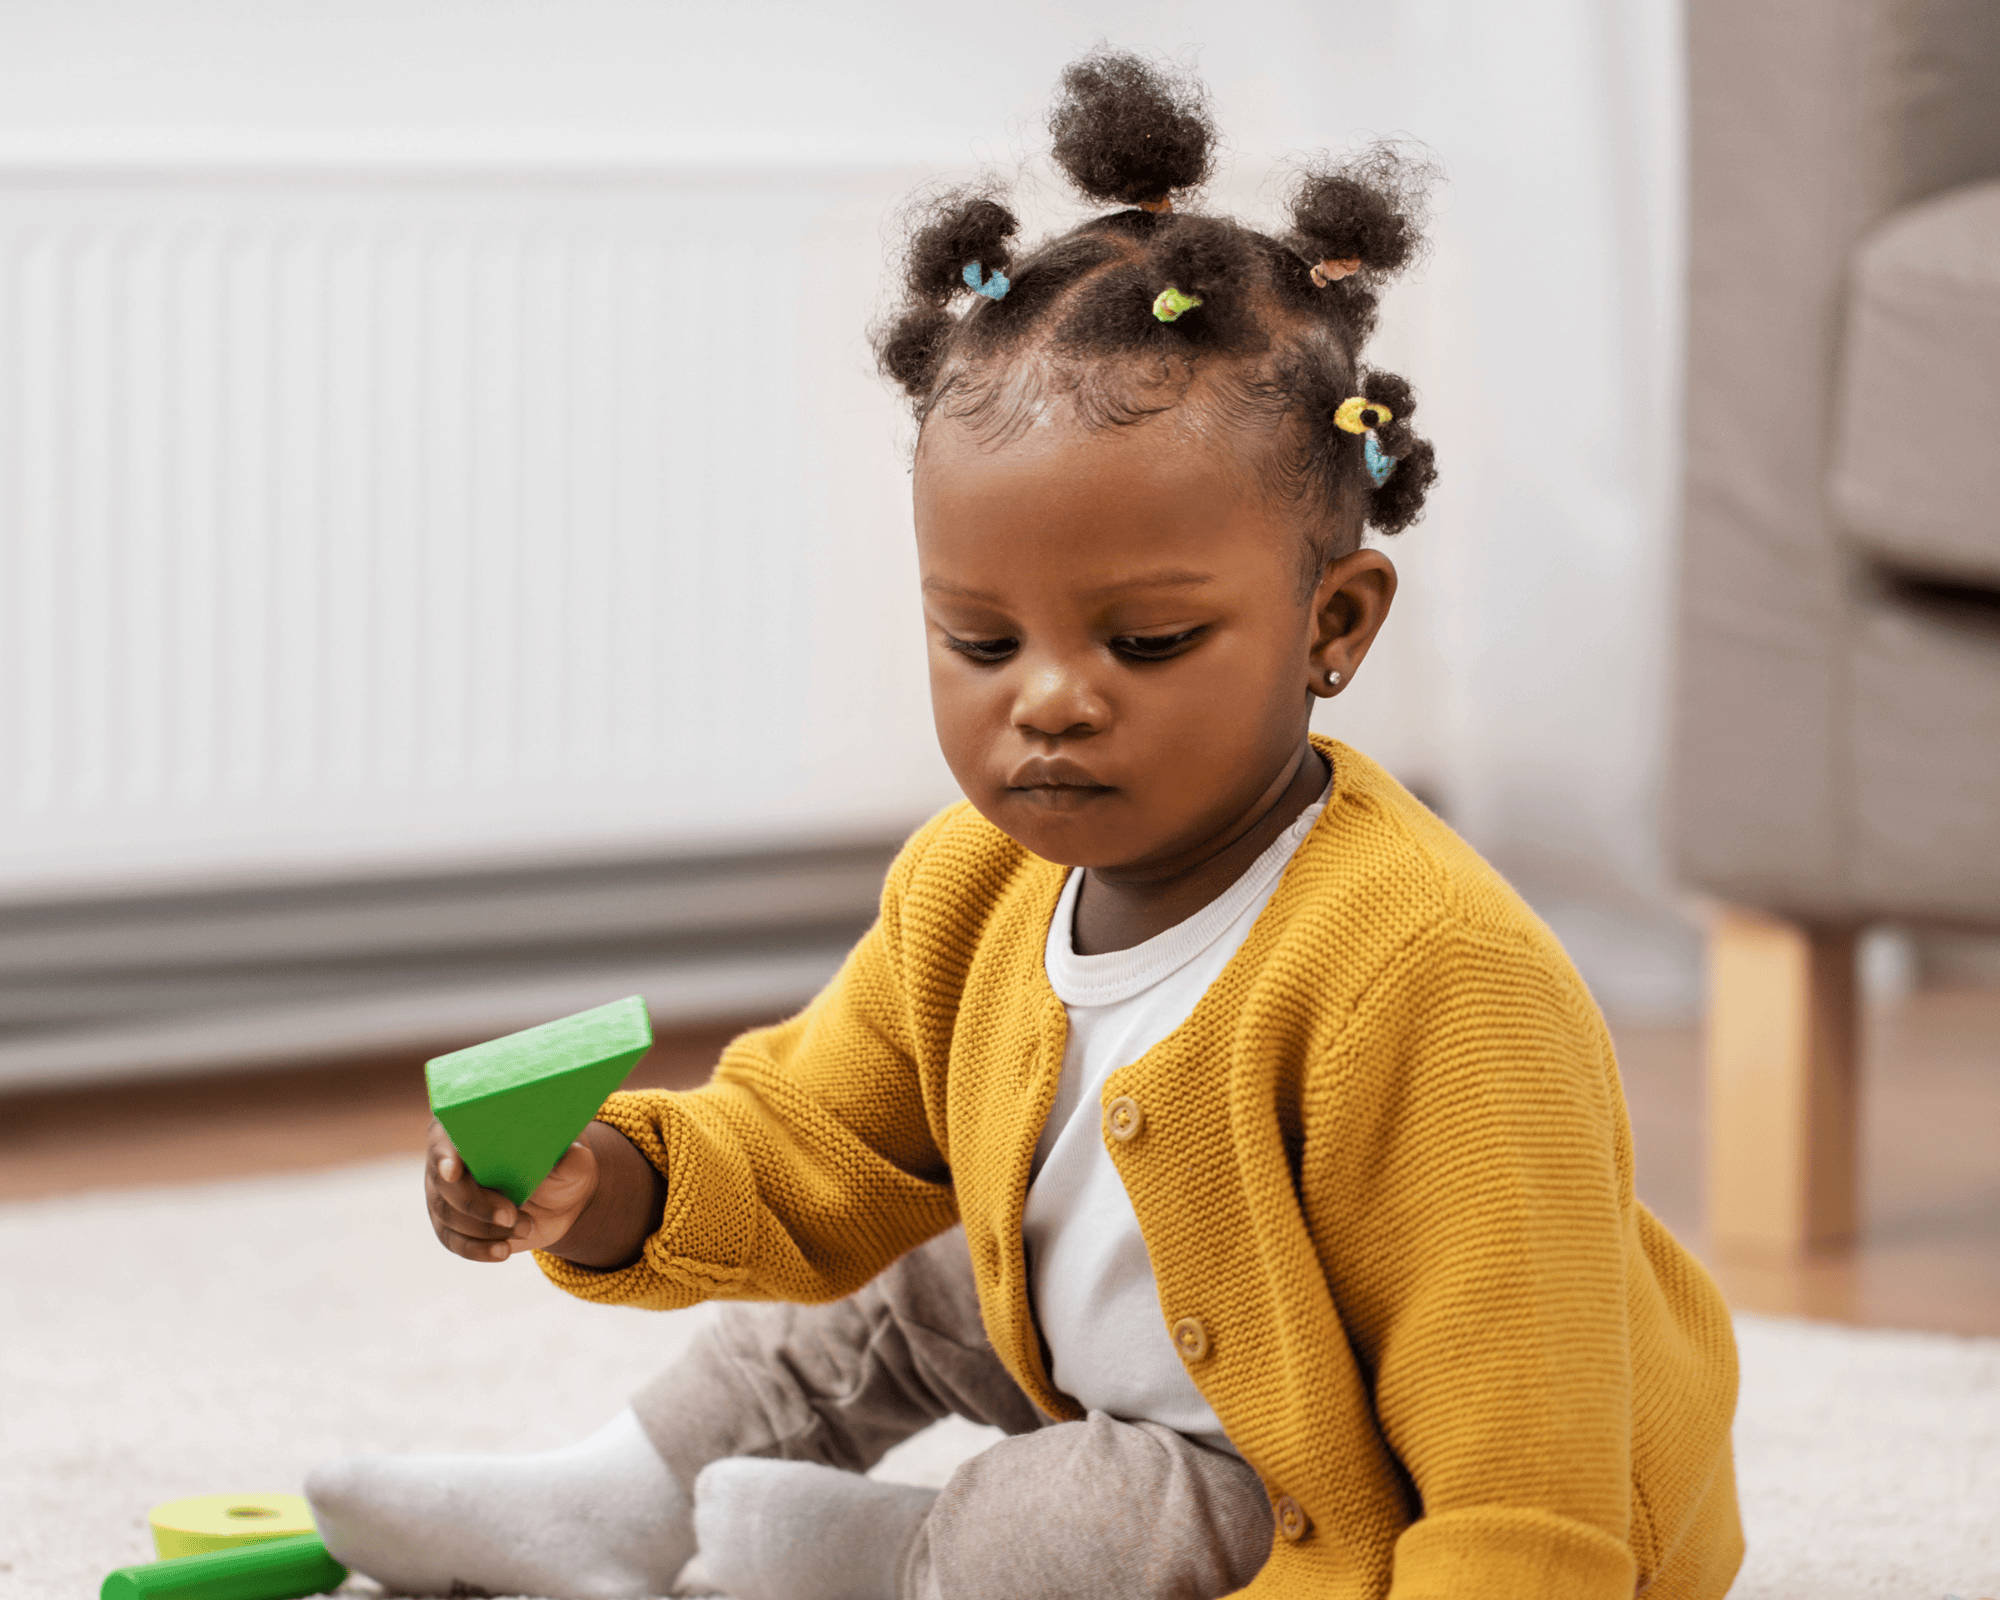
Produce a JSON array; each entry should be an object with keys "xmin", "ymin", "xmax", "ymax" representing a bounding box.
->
[
  {"xmin": 424, "ymin": 1119, "xmax": 523, "ymax": 1260},
  {"xmin": 428, "ymin": 1186, "xmax": 517, "ymax": 1240},
  {"xmin": 433, "ymin": 1166, "xmax": 506, "ymax": 1218},
  {"xmin": 426, "ymin": 1121, "xmax": 475, "ymax": 1192},
  {"xmin": 436, "ymin": 1224, "xmax": 516, "ymax": 1263},
  {"xmin": 526, "ymin": 1143, "xmax": 592, "ymax": 1207}
]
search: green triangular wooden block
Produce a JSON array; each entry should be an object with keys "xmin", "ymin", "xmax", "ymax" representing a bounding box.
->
[{"xmin": 425, "ymin": 995, "xmax": 653, "ymax": 1206}]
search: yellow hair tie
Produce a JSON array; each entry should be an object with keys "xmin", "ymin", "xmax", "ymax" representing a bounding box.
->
[
  {"xmin": 1334, "ymin": 396, "xmax": 1393, "ymax": 433},
  {"xmin": 1152, "ymin": 286, "xmax": 1203, "ymax": 323}
]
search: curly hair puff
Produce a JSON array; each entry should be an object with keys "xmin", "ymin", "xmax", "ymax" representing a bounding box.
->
[{"xmin": 871, "ymin": 49, "xmax": 1441, "ymax": 565}]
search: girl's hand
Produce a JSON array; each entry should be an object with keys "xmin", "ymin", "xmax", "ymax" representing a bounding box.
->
[
  {"xmin": 425, "ymin": 1119, "xmax": 599, "ymax": 1262},
  {"xmin": 424, "ymin": 1117, "xmax": 666, "ymax": 1270}
]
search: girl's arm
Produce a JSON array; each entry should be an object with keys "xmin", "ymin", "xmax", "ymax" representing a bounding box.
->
[
  {"xmin": 531, "ymin": 814, "xmax": 965, "ymax": 1312},
  {"xmin": 1305, "ymin": 920, "xmax": 1688, "ymax": 1597}
]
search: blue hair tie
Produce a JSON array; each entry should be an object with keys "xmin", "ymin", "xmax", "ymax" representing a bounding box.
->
[
  {"xmin": 963, "ymin": 261, "xmax": 1010, "ymax": 301},
  {"xmin": 1363, "ymin": 432, "xmax": 1397, "ymax": 488}
]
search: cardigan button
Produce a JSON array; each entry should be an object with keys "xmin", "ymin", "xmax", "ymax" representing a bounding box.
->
[
  {"xmin": 1171, "ymin": 1316, "xmax": 1209, "ymax": 1361},
  {"xmin": 1103, "ymin": 1095, "xmax": 1144, "ymax": 1142},
  {"xmin": 1274, "ymin": 1495, "xmax": 1311, "ymax": 1542}
]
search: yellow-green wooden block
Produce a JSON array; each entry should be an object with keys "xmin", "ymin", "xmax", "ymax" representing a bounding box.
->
[{"xmin": 425, "ymin": 996, "xmax": 652, "ymax": 1205}]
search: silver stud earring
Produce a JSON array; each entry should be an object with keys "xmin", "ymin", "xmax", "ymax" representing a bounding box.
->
[{"xmin": 1326, "ymin": 669, "xmax": 1343, "ymax": 688}]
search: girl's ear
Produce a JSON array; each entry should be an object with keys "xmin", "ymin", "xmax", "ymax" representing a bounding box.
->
[{"xmin": 1308, "ymin": 549, "xmax": 1397, "ymax": 698}]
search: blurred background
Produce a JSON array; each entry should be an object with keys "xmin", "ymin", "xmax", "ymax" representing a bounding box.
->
[
  {"xmin": 0, "ymin": 0, "xmax": 1995, "ymax": 1333},
  {"xmin": 0, "ymin": 0, "xmax": 1694, "ymax": 1074}
]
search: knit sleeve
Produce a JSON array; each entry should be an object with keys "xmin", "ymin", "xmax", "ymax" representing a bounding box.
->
[
  {"xmin": 534, "ymin": 813, "xmax": 963, "ymax": 1311},
  {"xmin": 1305, "ymin": 917, "xmax": 1642, "ymax": 1599}
]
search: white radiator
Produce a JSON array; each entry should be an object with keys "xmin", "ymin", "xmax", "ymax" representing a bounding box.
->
[{"xmin": 0, "ymin": 160, "xmax": 950, "ymax": 902}]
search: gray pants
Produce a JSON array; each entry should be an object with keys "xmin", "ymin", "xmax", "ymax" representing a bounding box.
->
[{"xmin": 631, "ymin": 1228, "xmax": 1272, "ymax": 1600}]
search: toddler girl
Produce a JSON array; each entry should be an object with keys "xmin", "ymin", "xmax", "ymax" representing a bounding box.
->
[{"xmin": 309, "ymin": 51, "xmax": 1742, "ymax": 1600}]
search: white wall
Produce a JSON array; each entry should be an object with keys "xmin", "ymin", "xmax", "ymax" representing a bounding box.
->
[{"xmin": 0, "ymin": 0, "xmax": 1696, "ymax": 1015}]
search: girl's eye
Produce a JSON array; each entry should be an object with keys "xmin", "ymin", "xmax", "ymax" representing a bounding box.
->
[
  {"xmin": 943, "ymin": 633, "xmax": 1018, "ymax": 663},
  {"xmin": 1112, "ymin": 629, "xmax": 1202, "ymax": 661}
]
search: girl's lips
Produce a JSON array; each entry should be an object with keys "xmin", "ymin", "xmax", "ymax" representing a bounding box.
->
[
  {"xmin": 1010, "ymin": 783, "xmax": 1114, "ymax": 812},
  {"xmin": 1007, "ymin": 755, "xmax": 1110, "ymax": 789}
]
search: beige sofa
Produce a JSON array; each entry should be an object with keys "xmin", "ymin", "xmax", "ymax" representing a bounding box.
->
[{"xmin": 1673, "ymin": 0, "xmax": 2000, "ymax": 1255}]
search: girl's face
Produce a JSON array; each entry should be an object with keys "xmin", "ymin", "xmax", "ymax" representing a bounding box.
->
[{"xmin": 913, "ymin": 407, "xmax": 1394, "ymax": 874}]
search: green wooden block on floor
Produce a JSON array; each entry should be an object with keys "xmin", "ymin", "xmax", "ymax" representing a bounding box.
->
[
  {"xmin": 426, "ymin": 995, "xmax": 653, "ymax": 1205},
  {"xmin": 101, "ymin": 1534, "xmax": 347, "ymax": 1600}
]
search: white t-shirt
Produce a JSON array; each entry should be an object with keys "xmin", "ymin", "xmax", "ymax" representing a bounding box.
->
[{"xmin": 1022, "ymin": 784, "xmax": 1331, "ymax": 1455}]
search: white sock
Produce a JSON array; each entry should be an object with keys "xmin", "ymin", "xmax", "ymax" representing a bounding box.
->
[
  {"xmin": 691, "ymin": 1458, "xmax": 936, "ymax": 1600},
  {"xmin": 305, "ymin": 1406, "xmax": 694, "ymax": 1599}
]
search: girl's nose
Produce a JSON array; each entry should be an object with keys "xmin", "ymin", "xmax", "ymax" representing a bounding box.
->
[{"xmin": 1011, "ymin": 659, "xmax": 1107, "ymax": 739}]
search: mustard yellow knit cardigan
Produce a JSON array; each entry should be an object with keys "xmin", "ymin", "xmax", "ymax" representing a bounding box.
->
[{"xmin": 541, "ymin": 740, "xmax": 1743, "ymax": 1600}]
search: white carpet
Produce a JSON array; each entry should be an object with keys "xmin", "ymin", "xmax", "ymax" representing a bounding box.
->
[{"xmin": 1, "ymin": 1159, "xmax": 1994, "ymax": 1600}]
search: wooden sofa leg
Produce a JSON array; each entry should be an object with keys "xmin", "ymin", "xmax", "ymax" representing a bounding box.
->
[{"xmin": 1705, "ymin": 908, "xmax": 1860, "ymax": 1256}]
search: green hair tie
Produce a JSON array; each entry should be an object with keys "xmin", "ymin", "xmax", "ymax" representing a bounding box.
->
[{"xmin": 1151, "ymin": 286, "xmax": 1203, "ymax": 323}]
